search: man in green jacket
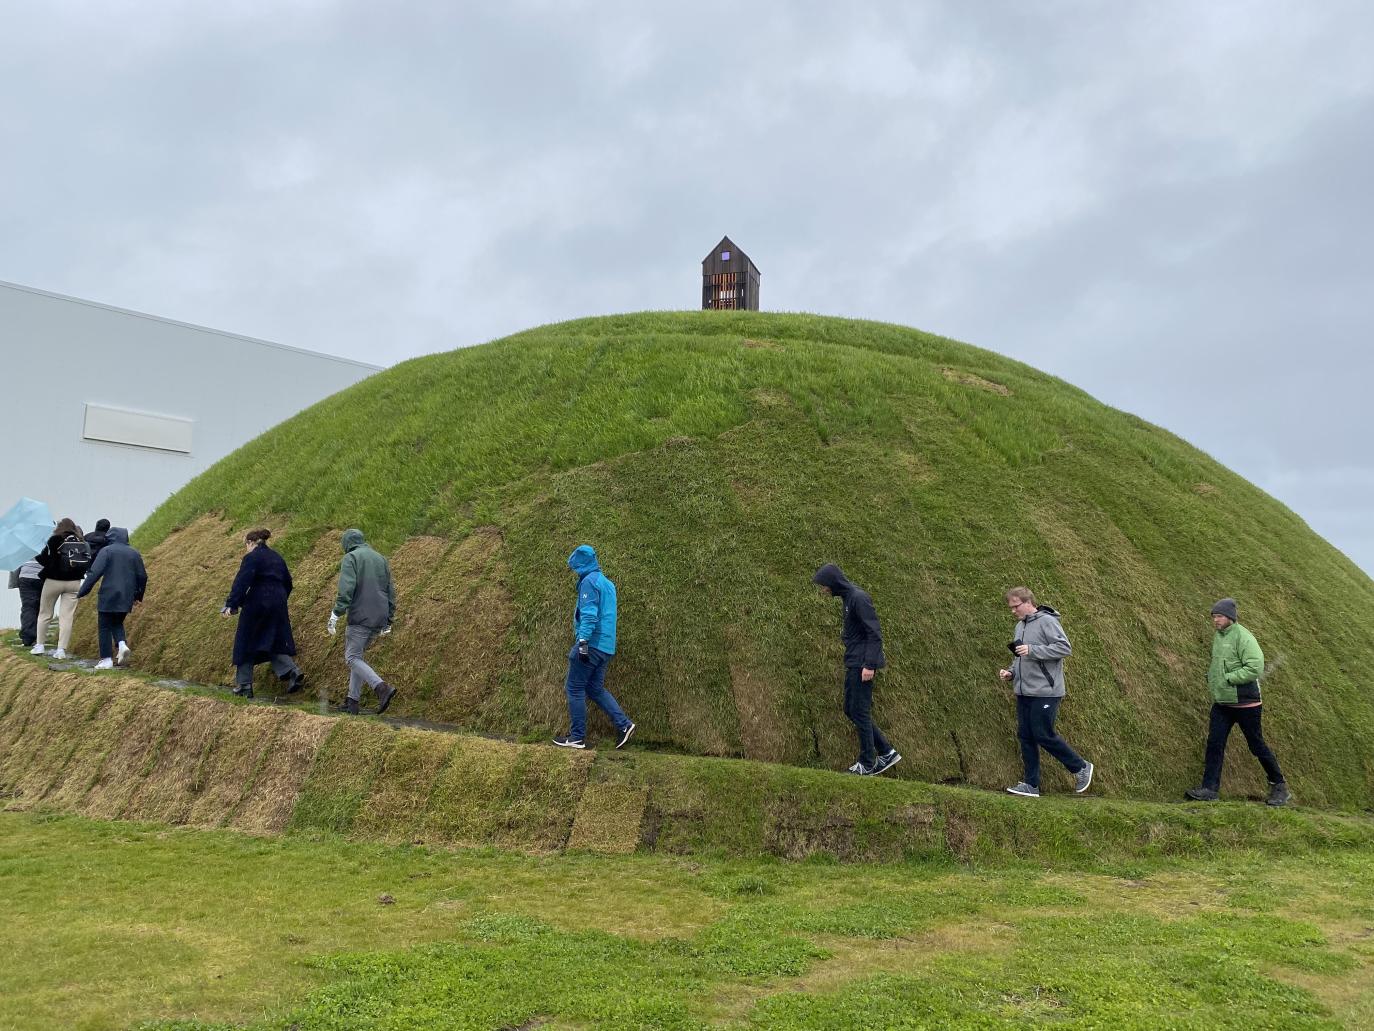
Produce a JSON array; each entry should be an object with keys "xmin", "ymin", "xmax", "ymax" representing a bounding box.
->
[
  {"xmin": 327, "ymin": 529, "xmax": 398, "ymax": 716},
  {"xmin": 1185, "ymin": 598, "xmax": 1289, "ymax": 806}
]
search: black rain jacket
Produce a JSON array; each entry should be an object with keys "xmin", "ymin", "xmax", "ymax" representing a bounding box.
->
[{"xmin": 813, "ymin": 564, "xmax": 886, "ymax": 670}]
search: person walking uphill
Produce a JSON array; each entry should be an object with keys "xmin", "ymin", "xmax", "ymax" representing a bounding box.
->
[
  {"xmin": 998, "ymin": 587, "xmax": 1093, "ymax": 797},
  {"xmin": 1185, "ymin": 598, "xmax": 1290, "ymax": 806},
  {"xmin": 221, "ymin": 528, "xmax": 304, "ymax": 699},
  {"xmin": 553, "ymin": 545, "xmax": 635, "ymax": 750},
  {"xmin": 328, "ymin": 529, "xmax": 397, "ymax": 715},
  {"xmin": 812, "ymin": 564, "xmax": 901, "ymax": 776},
  {"xmin": 8, "ymin": 558, "xmax": 43, "ymax": 648},
  {"xmin": 76, "ymin": 528, "xmax": 146, "ymax": 669},
  {"xmin": 32, "ymin": 517, "xmax": 90, "ymax": 659}
]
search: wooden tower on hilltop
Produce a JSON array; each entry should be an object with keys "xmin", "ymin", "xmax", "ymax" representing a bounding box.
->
[{"xmin": 701, "ymin": 236, "xmax": 760, "ymax": 311}]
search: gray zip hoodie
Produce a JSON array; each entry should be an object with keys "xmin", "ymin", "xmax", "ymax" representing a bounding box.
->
[{"xmin": 1011, "ymin": 606, "xmax": 1072, "ymax": 698}]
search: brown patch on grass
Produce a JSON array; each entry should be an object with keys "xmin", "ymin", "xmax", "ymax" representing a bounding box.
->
[
  {"xmin": 231, "ymin": 711, "xmax": 334, "ymax": 834},
  {"xmin": 742, "ymin": 338, "xmax": 781, "ymax": 350},
  {"xmin": 1193, "ymin": 482, "xmax": 1220, "ymax": 496},
  {"xmin": 894, "ymin": 450, "xmax": 935, "ymax": 482},
  {"xmin": 41, "ymin": 682, "xmax": 146, "ymax": 810},
  {"xmin": 77, "ymin": 689, "xmax": 184, "ymax": 819},
  {"xmin": 0, "ymin": 675, "xmax": 79, "ymax": 798},
  {"xmin": 183, "ymin": 707, "xmax": 288, "ymax": 828},
  {"xmin": 352, "ymin": 729, "xmax": 457, "ymax": 844},
  {"xmin": 8, "ymin": 678, "xmax": 101, "ymax": 806},
  {"xmin": 120, "ymin": 697, "xmax": 232, "ymax": 824},
  {"xmin": 567, "ymin": 781, "xmax": 647, "ymax": 853},
  {"xmin": 0, "ymin": 667, "xmax": 41, "ymax": 782},
  {"xmin": 724, "ymin": 628, "xmax": 798, "ymax": 763},
  {"xmin": 942, "ymin": 367, "xmax": 1012, "ymax": 396}
]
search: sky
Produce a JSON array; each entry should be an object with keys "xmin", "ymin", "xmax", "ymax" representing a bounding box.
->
[{"xmin": 2, "ymin": 1, "xmax": 1371, "ymax": 575}]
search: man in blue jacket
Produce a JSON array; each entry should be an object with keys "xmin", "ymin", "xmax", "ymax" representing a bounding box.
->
[
  {"xmin": 76, "ymin": 527, "xmax": 147, "ymax": 669},
  {"xmin": 554, "ymin": 545, "xmax": 634, "ymax": 750}
]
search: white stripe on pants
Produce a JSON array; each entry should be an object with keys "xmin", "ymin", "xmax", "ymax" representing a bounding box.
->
[
  {"xmin": 344, "ymin": 624, "xmax": 383, "ymax": 701},
  {"xmin": 36, "ymin": 578, "xmax": 81, "ymax": 651}
]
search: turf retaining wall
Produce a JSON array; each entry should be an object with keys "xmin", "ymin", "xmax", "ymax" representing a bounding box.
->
[{"xmin": 3, "ymin": 651, "xmax": 1373, "ymax": 866}]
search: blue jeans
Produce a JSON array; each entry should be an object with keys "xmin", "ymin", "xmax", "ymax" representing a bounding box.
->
[
  {"xmin": 564, "ymin": 644, "xmax": 629, "ymax": 741},
  {"xmin": 1016, "ymin": 695, "xmax": 1086, "ymax": 788}
]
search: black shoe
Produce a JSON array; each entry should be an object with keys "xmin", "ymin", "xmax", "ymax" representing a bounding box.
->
[
  {"xmin": 283, "ymin": 671, "xmax": 306, "ymax": 695},
  {"xmin": 1266, "ymin": 782, "xmax": 1292, "ymax": 807},
  {"xmin": 872, "ymin": 750, "xmax": 902, "ymax": 775},
  {"xmin": 552, "ymin": 734, "xmax": 586, "ymax": 749},
  {"xmin": 231, "ymin": 685, "xmax": 254, "ymax": 699},
  {"xmin": 333, "ymin": 698, "xmax": 360, "ymax": 715},
  {"xmin": 376, "ymin": 681, "xmax": 397, "ymax": 715},
  {"xmin": 615, "ymin": 722, "xmax": 636, "ymax": 749},
  {"xmin": 1185, "ymin": 786, "xmax": 1219, "ymax": 801}
]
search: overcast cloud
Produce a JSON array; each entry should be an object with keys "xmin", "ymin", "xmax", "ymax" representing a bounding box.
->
[{"xmin": 2, "ymin": 1, "xmax": 1371, "ymax": 574}]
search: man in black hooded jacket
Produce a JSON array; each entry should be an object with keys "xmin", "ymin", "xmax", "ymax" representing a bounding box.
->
[{"xmin": 813, "ymin": 564, "xmax": 901, "ymax": 776}]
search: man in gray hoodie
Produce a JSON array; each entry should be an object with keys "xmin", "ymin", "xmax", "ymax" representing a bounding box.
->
[
  {"xmin": 327, "ymin": 528, "xmax": 398, "ymax": 715},
  {"xmin": 76, "ymin": 527, "xmax": 147, "ymax": 669},
  {"xmin": 997, "ymin": 586, "xmax": 1093, "ymax": 797}
]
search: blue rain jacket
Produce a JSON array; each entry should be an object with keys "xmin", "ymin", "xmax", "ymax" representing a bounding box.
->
[{"xmin": 568, "ymin": 545, "xmax": 617, "ymax": 655}]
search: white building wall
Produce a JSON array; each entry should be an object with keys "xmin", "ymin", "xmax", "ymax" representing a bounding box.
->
[{"xmin": 0, "ymin": 280, "xmax": 380, "ymax": 633}]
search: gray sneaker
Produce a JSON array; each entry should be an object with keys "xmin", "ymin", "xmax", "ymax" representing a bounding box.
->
[
  {"xmin": 1073, "ymin": 761, "xmax": 1094, "ymax": 794},
  {"xmin": 872, "ymin": 750, "xmax": 902, "ymax": 775},
  {"xmin": 1266, "ymin": 782, "xmax": 1291, "ymax": 807},
  {"xmin": 1006, "ymin": 782, "xmax": 1040, "ymax": 797}
]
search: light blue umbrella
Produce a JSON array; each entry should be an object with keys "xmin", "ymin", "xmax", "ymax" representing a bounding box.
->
[{"xmin": 0, "ymin": 496, "xmax": 54, "ymax": 570}]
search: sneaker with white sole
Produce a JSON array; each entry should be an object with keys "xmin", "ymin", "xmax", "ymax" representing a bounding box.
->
[
  {"xmin": 615, "ymin": 722, "xmax": 636, "ymax": 749},
  {"xmin": 30, "ymin": 643, "xmax": 44, "ymax": 655},
  {"xmin": 52, "ymin": 648, "xmax": 67, "ymax": 660},
  {"xmin": 1074, "ymin": 761, "xmax": 1094, "ymax": 794},
  {"xmin": 846, "ymin": 761, "xmax": 875, "ymax": 776},
  {"xmin": 115, "ymin": 642, "xmax": 131, "ymax": 667},
  {"xmin": 873, "ymin": 750, "xmax": 902, "ymax": 775},
  {"xmin": 552, "ymin": 734, "xmax": 586, "ymax": 749},
  {"xmin": 94, "ymin": 658, "xmax": 114, "ymax": 670},
  {"xmin": 1006, "ymin": 782, "xmax": 1040, "ymax": 797}
]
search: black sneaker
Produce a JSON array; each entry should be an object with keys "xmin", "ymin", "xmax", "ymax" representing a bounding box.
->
[
  {"xmin": 376, "ymin": 681, "xmax": 397, "ymax": 715},
  {"xmin": 231, "ymin": 685, "xmax": 254, "ymax": 699},
  {"xmin": 872, "ymin": 750, "xmax": 902, "ymax": 775},
  {"xmin": 553, "ymin": 734, "xmax": 586, "ymax": 749},
  {"xmin": 615, "ymin": 722, "xmax": 636, "ymax": 749},
  {"xmin": 333, "ymin": 698, "xmax": 360, "ymax": 715},
  {"xmin": 1266, "ymin": 782, "xmax": 1292, "ymax": 807},
  {"xmin": 846, "ymin": 761, "xmax": 875, "ymax": 776},
  {"xmin": 1185, "ymin": 786, "xmax": 1219, "ymax": 802},
  {"xmin": 283, "ymin": 671, "xmax": 306, "ymax": 695}
]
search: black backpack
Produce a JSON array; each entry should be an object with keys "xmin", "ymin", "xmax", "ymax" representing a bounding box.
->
[{"xmin": 54, "ymin": 536, "xmax": 92, "ymax": 579}]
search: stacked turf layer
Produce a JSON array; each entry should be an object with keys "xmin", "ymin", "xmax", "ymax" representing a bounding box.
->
[{"xmin": 64, "ymin": 311, "xmax": 1374, "ymax": 808}]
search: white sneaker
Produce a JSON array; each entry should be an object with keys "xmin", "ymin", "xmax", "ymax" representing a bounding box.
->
[
  {"xmin": 52, "ymin": 648, "xmax": 67, "ymax": 660},
  {"xmin": 30, "ymin": 643, "xmax": 44, "ymax": 655},
  {"xmin": 94, "ymin": 658, "xmax": 114, "ymax": 670},
  {"xmin": 116, "ymin": 642, "xmax": 131, "ymax": 666}
]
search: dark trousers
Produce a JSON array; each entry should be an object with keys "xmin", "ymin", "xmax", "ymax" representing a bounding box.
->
[
  {"xmin": 1016, "ymin": 695, "xmax": 1086, "ymax": 788},
  {"xmin": 97, "ymin": 611, "xmax": 129, "ymax": 660},
  {"xmin": 564, "ymin": 645, "xmax": 630, "ymax": 741},
  {"xmin": 18, "ymin": 578, "xmax": 41, "ymax": 646},
  {"xmin": 843, "ymin": 666, "xmax": 892, "ymax": 767},
  {"xmin": 236, "ymin": 654, "xmax": 300, "ymax": 689},
  {"xmin": 1202, "ymin": 703, "xmax": 1284, "ymax": 789}
]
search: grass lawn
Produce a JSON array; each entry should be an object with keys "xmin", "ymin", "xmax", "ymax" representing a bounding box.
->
[{"xmin": 3, "ymin": 810, "xmax": 1373, "ymax": 1030}]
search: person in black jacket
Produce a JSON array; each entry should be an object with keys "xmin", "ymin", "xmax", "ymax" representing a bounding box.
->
[
  {"xmin": 813, "ymin": 564, "xmax": 902, "ymax": 776},
  {"xmin": 221, "ymin": 528, "xmax": 304, "ymax": 699},
  {"xmin": 84, "ymin": 519, "xmax": 112, "ymax": 563},
  {"xmin": 76, "ymin": 527, "xmax": 146, "ymax": 668},
  {"xmin": 33, "ymin": 517, "xmax": 89, "ymax": 659}
]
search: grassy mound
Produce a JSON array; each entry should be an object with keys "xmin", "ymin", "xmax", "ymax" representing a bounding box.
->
[
  {"xmin": 71, "ymin": 311, "xmax": 1374, "ymax": 807},
  {"xmin": 4, "ymin": 650, "xmax": 1374, "ymax": 867}
]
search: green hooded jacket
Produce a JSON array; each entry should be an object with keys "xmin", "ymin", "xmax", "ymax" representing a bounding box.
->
[
  {"xmin": 332, "ymin": 529, "xmax": 395, "ymax": 629},
  {"xmin": 1208, "ymin": 622, "xmax": 1264, "ymax": 704}
]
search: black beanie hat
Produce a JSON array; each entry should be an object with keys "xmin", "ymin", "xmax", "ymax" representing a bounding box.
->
[
  {"xmin": 1211, "ymin": 598, "xmax": 1238, "ymax": 621},
  {"xmin": 95, "ymin": 518, "xmax": 111, "ymax": 532}
]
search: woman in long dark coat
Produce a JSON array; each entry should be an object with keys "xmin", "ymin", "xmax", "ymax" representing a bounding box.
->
[{"xmin": 221, "ymin": 528, "xmax": 304, "ymax": 699}]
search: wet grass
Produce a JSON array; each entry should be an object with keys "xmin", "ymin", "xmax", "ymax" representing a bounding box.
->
[{"xmin": 2, "ymin": 810, "xmax": 1373, "ymax": 1029}]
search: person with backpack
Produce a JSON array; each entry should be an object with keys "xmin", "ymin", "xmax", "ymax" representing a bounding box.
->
[
  {"xmin": 31, "ymin": 517, "xmax": 90, "ymax": 659},
  {"xmin": 76, "ymin": 527, "xmax": 147, "ymax": 669},
  {"xmin": 84, "ymin": 518, "xmax": 112, "ymax": 563},
  {"xmin": 221, "ymin": 528, "xmax": 304, "ymax": 699},
  {"xmin": 327, "ymin": 528, "xmax": 398, "ymax": 715},
  {"xmin": 812, "ymin": 563, "xmax": 902, "ymax": 776},
  {"xmin": 1184, "ymin": 598, "xmax": 1290, "ymax": 806},
  {"xmin": 7, "ymin": 558, "xmax": 44, "ymax": 648},
  {"xmin": 997, "ymin": 586, "xmax": 1094, "ymax": 797},
  {"xmin": 553, "ymin": 545, "xmax": 635, "ymax": 750}
]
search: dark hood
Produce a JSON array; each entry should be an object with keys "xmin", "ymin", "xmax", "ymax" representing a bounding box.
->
[
  {"xmin": 812, "ymin": 563, "xmax": 854, "ymax": 595},
  {"xmin": 341, "ymin": 528, "xmax": 366, "ymax": 553},
  {"xmin": 108, "ymin": 527, "xmax": 130, "ymax": 546}
]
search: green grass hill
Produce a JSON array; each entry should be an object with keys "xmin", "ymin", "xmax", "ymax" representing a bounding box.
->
[{"xmin": 88, "ymin": 312, "xmax": 1374, "ymax": 808}]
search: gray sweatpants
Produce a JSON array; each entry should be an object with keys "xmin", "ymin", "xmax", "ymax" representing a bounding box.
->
[
  {"xmin": 235, "ymin": 654, "xmax": 301, "ymax": 689},
  {"xmin": 344, "ymin": 624, "xmax": 383, "ymax": 702}
]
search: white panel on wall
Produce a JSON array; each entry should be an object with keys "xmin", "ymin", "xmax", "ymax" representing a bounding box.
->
[{"xmin": 82, "ymin": 403, "xmax": 194, "ymax": 454}]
